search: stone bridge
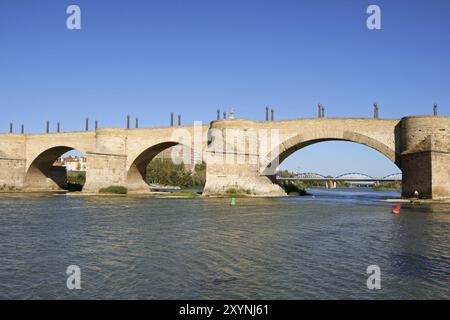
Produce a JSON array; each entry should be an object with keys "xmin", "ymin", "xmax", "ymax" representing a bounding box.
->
[{"xmin": 0, "ymin": 116, "xmax": 448, "ymax": 199}]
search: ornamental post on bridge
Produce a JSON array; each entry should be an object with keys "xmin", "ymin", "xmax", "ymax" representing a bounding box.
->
[
  {"xmin": 229, "ymin": 108, "xmax": 235, "ymax": 120},
  {"xmin": 373, "ymin": 103, "xmax": 379, "ymax": 119},
  {"xmin": 170, "ymin": 112, "xmax": 174, "ymax": 126},
  {"xmin": 126, "ymin": 114, "xmax": 130, "ymax": 129},
  {"xmin": 217, "ymin": 109, "xmax": 220, "ymax": 121},
  {"xmin": 46, "ymin": 120, "xmax": 50, "ymax": 133},
  {"xmin": 433, "ymin": 103, "xmax": 438, "ymax": 116},
  {"xmin": 9, "ymin": 122, "xmax": 13, "ymax": 134},
  {"xmin": 135, "ymin": 117, "xmax": 139, "ymax": 129},
  {"xmin": 21, "ymin": 125, "xmax": 24, "ymax": 134},
  {"xmin": 265, "ymin": 106, "xmax": 269, "ymax": 121},
  {"xmin": 317, "ymin": 104, "xmax": 322, "ymax": 118},
  {"xmin": 321, "ymin": 106, "xmax": 325, "ymax": 118},
  {"xmin": 85, "ymin": 118, "xmax": 89, "ymax": 131},
  {"xmin": 178, "ymin": 114, "xmax": 181, "ymax": 126},
  {"xmin": 57, "ymin": 122, "xmax": 60, "ymax": 133},
  {"xmin": 271, "ymin": 108, "xmax": 274, "ymax": 121}
]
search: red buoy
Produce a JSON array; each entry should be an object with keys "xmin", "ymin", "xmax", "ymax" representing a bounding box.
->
[{"xmin": 391, "ymin": 205, "xmax": 401, "ymax": 214}]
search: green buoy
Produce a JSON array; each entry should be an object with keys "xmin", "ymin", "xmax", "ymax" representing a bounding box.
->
[{"xmin": 230, "ymin": 197, "xmax": 236, "ymax": 206}]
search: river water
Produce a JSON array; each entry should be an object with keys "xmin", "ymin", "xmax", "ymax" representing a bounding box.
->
[{"xmin": 0, "ymin": 188, "xmax": 449, "ymax": 299}]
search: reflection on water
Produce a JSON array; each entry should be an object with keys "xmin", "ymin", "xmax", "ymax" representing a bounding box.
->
[{"xmin": 0, "ymin": 189, "xmax": 449, "ymax": 299}]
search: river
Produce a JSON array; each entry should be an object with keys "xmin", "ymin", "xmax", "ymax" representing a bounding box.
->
[{"xmin": 0, "ymin": 188, "xmax": 449, "ymax": 299}]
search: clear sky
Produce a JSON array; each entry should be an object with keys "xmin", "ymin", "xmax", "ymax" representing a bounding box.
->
[{"xmin": 0, "ymin": 0, "xmax": 449, "ymax": 176}]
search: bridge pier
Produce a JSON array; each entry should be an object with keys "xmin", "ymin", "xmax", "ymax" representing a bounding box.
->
[
  {"xmin": 397, "ymin": 116, "xmax": 450, "ymax": 200},
  {"xmin": 82, "ymin": 128, "xmax": 153, "ymax": 193},
  {"xmin": 325, "ymin": 181, "xmax": 337, "ymax": 189},
  {"xmin": 23, "ymin": 164, "xmax": 67, "ymax": 191},
  {"xmin": 82, "ymin": 152, "xmax": 129, "ymax": 192},
  {"xmin": 125, "ymin": 162, "xmax": 152, "ymax": 193},
  {"xmin": 0, "ymin": 158, "xmax": 26, "ymax": 191},
  {"xmin": 0, "ymin": 135, "xmax": 27, "ymax": 191},
  {"xmin": 82, "ymin": 128, "xmax": 135, "ymax": 193},
  {"xmin": 202, "ymin": 120, "xmax": 285, "ymax": 196},
  {"xmin": 203, "ymin": 162, "xmax": 286, "ymax": 196}
]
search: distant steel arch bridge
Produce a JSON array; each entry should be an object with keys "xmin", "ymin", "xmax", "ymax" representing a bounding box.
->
[{"xmin": 276, "ymin": 172, "xmax": 402, "ymax": 182}]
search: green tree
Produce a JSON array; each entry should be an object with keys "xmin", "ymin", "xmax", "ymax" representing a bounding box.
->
[
  {"xmin": 145, "ymin": 159, "xmax": 207, "ymax": 188},
  {"xmin": 191, "ymin": 162, "xmax": 206, "ymax": 187}
]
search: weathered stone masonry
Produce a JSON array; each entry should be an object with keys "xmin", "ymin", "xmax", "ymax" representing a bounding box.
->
[{"xmin": 0, "ymin": 116, "xmax": 448, "ymax": 199}]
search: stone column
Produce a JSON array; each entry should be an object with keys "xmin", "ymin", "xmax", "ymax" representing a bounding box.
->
[
  {"xmin": 396, "ymin": 116, "xmax": 450, "ymax": 200},
  {"xmin": 202, "ymin": 119, "xmax": 285, "ymax": 196},
  {"xmin": 82, "ymin": 128, "xmax": 129, "ymax": 192},
  {"xmin": 0, "ymin": 134, "xmax": 27, "ymax": 192}
]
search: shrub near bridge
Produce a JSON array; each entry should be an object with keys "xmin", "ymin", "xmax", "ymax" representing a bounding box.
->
[{"xmin": 99, "ymin": 186, "xmax": 128, "ymax": 194}]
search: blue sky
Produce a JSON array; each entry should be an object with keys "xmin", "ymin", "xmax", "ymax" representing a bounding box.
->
[{"xmin": 0, "ymin": 0, "xmax": 449, "ymax": 176}]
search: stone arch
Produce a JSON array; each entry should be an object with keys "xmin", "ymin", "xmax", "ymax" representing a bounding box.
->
[
  {"xmin": 263, "ymin": 131, "xmax": 399, "ymax": 174},
  {"xmin": 126, "ymin": 141, "xmax": 202, "ymax": 191},
  {"xmin": 24, "ymin": 146, "xmax": 86, "ymax": 191}
]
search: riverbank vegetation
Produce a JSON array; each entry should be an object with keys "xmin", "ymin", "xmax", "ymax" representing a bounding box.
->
[
  {"xmin": 64, "ymin": 158, "xmax": 206, "ymax": 193},
  {"xmin": 99, "ymin": 186, "xmax": 128, "ymax": 194},
  {"xmin": 67, "ymin": 171, "xmax": 85, "ymax": 191},
  {"xmin": 146, "ymin": 159, "xmax": 206, "ymax": 188},
  {"xmin": 224, "ymin": 187, "xmax": 252, "ymax": 197}
]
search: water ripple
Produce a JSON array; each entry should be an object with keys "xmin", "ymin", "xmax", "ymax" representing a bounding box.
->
[{"xmin": 0, "ymin": 190, "xmax": 449, "ymax": 299}]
